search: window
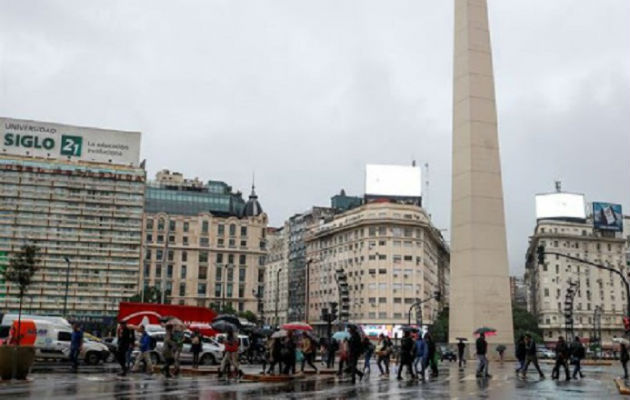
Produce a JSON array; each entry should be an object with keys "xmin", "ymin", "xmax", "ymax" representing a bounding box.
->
[
  {"xmin": 181, "ymin": 251, "xmax": 187, "ymax": 262},
  {"xmin": 167, "ymin": 251, "xmax": 174, "ymax": 261},
  {"xmin": 183, "ymin": 236, "xmax": 189, "ymax": 245},
  {"xmin": 404, "ymin": 298, "xmax": 414, "ymax": 304},
  {"xmin": 183, "ymin": 222, "xmax": 189, "ymax": 232},
  {"xmin": 228, "ymin": 254, "xmax": 235, "ymax": 265},
  {"xmin": 158, "ymin": 218, "xmax": 165, "ymax": 231},
  {"xmin": 155, "ymin": 266, "xmax": 162, "ymax": 278},
  {"xmin": 218, "ymin": 224, "xmax": 224, "ymax": 236},
  {"xmin": 378, "ymin": 240, "xmax": 386, "ymax": 246},
  {"xmin": 229, "ymin": 239, "xmax": 236, "ymax": 248},
  {"xmin": 202, "ymin": 220, "xmax": 209, "ymax": 234},
  {"xmin": 379, "ymin": 297, "xmax": 387, "ymax": 303},
  {"xmin": 168, "ymin": 235, "xmax": 175, "ymax": 243},
  {"xmin": 146, "ymin": 219, "xmax": 153, "ymax": 230},
  {"xmin": 378, "ymin": 254, "xmax": 386, "ymax": 260},
  {"xmin": 200, "ymin": 237, "xmax": 209, "ymax": 247},
  {"xmin": 238, "ymin": 284, "xmax": 245, "ymax": 297},
  {"xmin": 404, "ymin": 255, "xmax": 413, "ymax": 261},
  {"xmin": 239, "ymin": 255, "xmax": 246, "ymax": 265},
  {"xmin": 544, "ymin": 288, "xmax": 549, "ymax": 297},
  {"xmin": 215, "ymin": 267, "xmax": 222, "ymax": 281},
  {"xmin": 145, "ymin": 250, "xmax": 151, "ymax": 260},
  {"xmin": 218, "ymin": 238, "xmax": 224, "ymax": 247},
  {"xmin": 146, "ymin": 234, "xmax": 152, "ymax": 242},
  {"xmin": 156, "ymin": 250, "xmax": 163, "ymax": 260},
  {"xmin": 181, "ymin": 265, "xmax": 187, "ymax": 279},
  {"xmin": 227, "ymin": 283, "xmax": 233, "ymax": 297},
  {"xmin": 197, "ymin": 283, "xmax": 207, "ymax": 295},
  {"xmin": 378, "ymin": 268, "xmax": 387, "ymax": 274},
  {"xmin": 198, "ymin": 266, "xmax": 207, "ymax": 280},
  {"xmin": 216, "ymin": 253, "xmax": 223, "ymax": 264},
  {"xmin": 167, "ymin": 265, "xmax": 173, "ymax": 278},
  {"xmin": 240, "ymin": 240, "xmax": 247, "ymax": 248},
  {"xmin": 229, "ymin": 224, "xmax": 236, "ymax": 236},
  {"xmin": 199, "ymin": 252, "xmax": 208, "ymax": 263},
  {"xmin": 179, "ymin": 283, "xmax": 186, "ymax": 296},
  {"xmin": 241, "ymin": 226, "xmax": 247, "ymax": 237},
  {"xmin": 157, "ymin": 235, "xmax": 164, "ymax": 243},
  {"xmin": 169, "ymin": 220, "xmax": 176, "ymax": 231},
  {"xmin": 227, "ymin": 268, "xmax": 234, "ymax": 282},
  {"xmin": 214, "ymin": 284, "xmax": 221, "ymax": 297},
  {"xmin": 393, "ymin": 255, "xmax": 402, "ymax": 264},
  {"xmin": 393, "ymin": 298, "xmax": 402, "ymax": 304},
  {"xmin": 239, "ymin": 268, "xmax": 246, "ymax": 282}
]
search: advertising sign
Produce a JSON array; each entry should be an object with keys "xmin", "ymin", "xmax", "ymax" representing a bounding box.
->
[
  {"xmin": 1, "ymin": 117, "xmax": 141, "ymax": 166},
  {"xmin": 593, "ymin": 202, "xmax": 623, "ymax": 232},
  {"xmin": 365, "ymin": 164, "xmax": 422, "ymax": 197},
  {"xmin": 118, "ymin": 302, "xmax": 217, "ymax": 326},
  {"xmin": 535, "ymin": 193, "xmax": 586, "ymax": 220}
]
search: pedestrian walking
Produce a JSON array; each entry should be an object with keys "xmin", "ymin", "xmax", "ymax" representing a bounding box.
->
[
  {"xmin": 551, "ymin": 336, "xmax": 570, "ymax": 381},
  {"xmin": 457, "ymin": 340, "xmax": 466, "ymax": 368},
  {"xmin": 475, "ymin": 333, "xmax": 490, "ymax": 378},
  {"xmin": 327, "ymin": 338, "xmax": 338, "ymax": 369},
  {"xmin": 172, "ymin": 327, "xmax": 184, "ymax": 376},
  {"xmin": 267, "ymin": 337, "xmax": 283, "ymax": 374},
  {"xmin": 376, "ymin": 334, "xmax": 391, "ymax": 377},
  {"xmin": 70, "ymin": 323, "xmax": 83, "ymax": 372},
  {"xmin": 426, "ymin": 333, "xmax": 438, "ymax": 377},
  {"xmin": 620, "ymin": 343, "xmax": 629, "ymax": 379},
  {"xmin": 132, "ymin": 325, "xmax": 153, "ymax": 374},
  {"xmin": 337, "ymin": 338, "xmax": 348, "ymax": 377},
  {"xmin": 515, "ymin": 336, "xmax": 526, "ymax": 373},
  {"xmin": 347, "ymin": 325, "xmax": 364, "ymax": 383},
  {"xmin": 116, "ymin": 321, "xmax": 135, "ymax": 376},
  {"xmin": 413, "ymin": 334, "xmax": 426, "ymax": 378},
  {"xmin": 161, "ymin": 324, "xmax": 177, "ymax": 378},
  {"xmin": 570, "ymin": 336, "xmax": 585, "ymax": 379},
  {"xmin": 219, "ymin": 331, "xmax": 241, "ymax": 379},
  {"xmin": 282, "ymin": 331, "xmax": 297, "ymax": 375},
  {"xmin": 521, "ymin": 334, "xmax": 545, "ymax": 379},
  {"xmin": 191, "ymin": 330, "xmax": 202, "ymax": 369},
  {"xmin": 301, "ymin": 334, "xmax": 318, "ymax": 373},
  {"xmin": 362, "ymin": 336, "xmax": 375, "ymax": 376},
  {"xmin": 496, "ymin": 345, "xmax": 506, "ymax": 363},
  {"xmin": 396, "ymin": 330, "xmax": 416, "ymax": 380}
]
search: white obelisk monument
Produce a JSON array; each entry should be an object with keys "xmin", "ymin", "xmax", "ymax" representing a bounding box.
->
[{"xmin": 448, "ymin": 0, "xmax": 514, "ymax": 355}]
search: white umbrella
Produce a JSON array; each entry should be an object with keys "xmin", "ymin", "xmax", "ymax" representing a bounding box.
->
[
  {"xmin": 271, "ymin": 330, "xmax": 288, "ymax": 339},
  {"xmin": 613, "ymin": 337, "xmax": 629, "ymax": 345}
]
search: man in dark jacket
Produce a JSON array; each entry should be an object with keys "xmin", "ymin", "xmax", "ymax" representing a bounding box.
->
[
  {"xmin": 457, "ymin": 339, "xmax": 466, "ymax": 368},
  {"xmin": 397, "ymin": 330, "xmax": 416, "ymax": 380},
  {"xmin": 570, "ymin": 336, "xmax": 585, "ymax": 379},
  {"xmin": 515, "ymin": 336, "xmax": 526, "ymax": 373},
  {"xmin": 551, "ymin": 336, "xmax": 570, "ymax": 381},
  {"xmin": 521, "ymin": 334, "xmax": 545, "ymax": 379},
  {"xmin": 347, "ymin": 326, "xmax": 364, "ymax": 383},
  {"xmin": 116, "ymin": 321, "xmax": 135, "ymax": 376},
  {"xmin": 475, "ymin": 333, "xmax": 490, "ymax": 378}
]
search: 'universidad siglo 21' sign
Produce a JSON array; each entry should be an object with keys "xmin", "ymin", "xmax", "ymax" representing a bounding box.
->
[{"xmin": 1, "ymin": 117, "xmax": 141, "ymax": 167}]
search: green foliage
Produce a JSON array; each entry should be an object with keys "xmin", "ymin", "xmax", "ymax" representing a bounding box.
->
[
  {"xmin": 129, "ymin": 286, "xmax": 167, "ymax": 303},
  {"xmin": 430, "ymin": 307, "xmax": 449, "ymax": 343},
  {"xmin": 3, "ymin": 244, "xmax": 39, "ymax": 296},
  {"xmin": 238, "ymin": 310, "xmax": 257, "ymax": 323},
  {"xmin": 512, "ymin": 305, "xmax": 543, "ymax": 343}
]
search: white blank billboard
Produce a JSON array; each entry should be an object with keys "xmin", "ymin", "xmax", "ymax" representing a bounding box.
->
[
  {"xmin": 365, "ymin": 164, "xmax": 422, "ymax": 197},
  {"xmin": 535, "ymin": 193, "xmax": 586, "ymax": 220}
]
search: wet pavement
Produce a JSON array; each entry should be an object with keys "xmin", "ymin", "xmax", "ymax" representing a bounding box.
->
[{"xmin": 0, "ymin": 361, "xmax": 625, "ymax": 399}]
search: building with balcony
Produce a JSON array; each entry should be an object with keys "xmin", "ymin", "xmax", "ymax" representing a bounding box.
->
[
  {"xmin": 263, "ymin": 227, "xmax": 288, "ymax": 326},
  {"xmin": 140, "ymin": 170, "xmax": 267, "ymax": 315}
]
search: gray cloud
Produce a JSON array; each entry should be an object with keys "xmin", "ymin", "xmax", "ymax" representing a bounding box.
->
[{"xmin": 0, "ymin": 0, "xmax": 627, "ymax": 275}]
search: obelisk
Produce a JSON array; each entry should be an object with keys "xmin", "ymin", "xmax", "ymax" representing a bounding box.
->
[{"xmin": 448, "ymin": 0, "xmax": 514, "ymax": 355}]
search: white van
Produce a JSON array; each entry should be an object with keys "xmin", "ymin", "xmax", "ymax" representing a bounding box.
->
[{"xmin": 0, "ymin": 314, "xmax": 109, "ymax": 365}]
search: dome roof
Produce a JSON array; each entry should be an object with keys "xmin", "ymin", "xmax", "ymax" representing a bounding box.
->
[{"xmin": 242, "ymin": 184, "xmax": 263, "ymax": 217}]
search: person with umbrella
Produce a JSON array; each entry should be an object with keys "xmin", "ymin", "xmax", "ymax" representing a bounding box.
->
[
  {"xmin": 282, "ymin": 330, "xmax": 297, "ymax": 375},
  {"xmin": 396, "ymin": 329, "xmax": 416, "ymax": 381},
  {"xmin": 116, "ymin": 320, "xmax": 135, "ymax": 377},
  {"xmin": 376, "ymin": 334, "xmax": 391, "ymax": 377},
  {"xmin": 300, "ymin": 333, "xmax": 318, "ymax": 373},
  {"xmin": 219, "ymin": 330, "xmax": 241, "ymax": 379},
  {"xmin": 475, "ymin": 332, "xmax": 490, "ymax": 378},
  {"xmin": 347, "ymin": 325, "xmax": 364, "ymax": 383}
]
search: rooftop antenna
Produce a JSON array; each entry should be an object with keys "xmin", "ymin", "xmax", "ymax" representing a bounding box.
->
[{"xmin": 555, "ymin": 180, "xmax": 562, "ymax": 193}]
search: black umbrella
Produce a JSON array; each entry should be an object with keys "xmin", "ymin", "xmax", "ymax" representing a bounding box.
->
[
  {"xmin": 254, "ymin": 328, "xmax": 273, "ymax": 337},
  {"xmin": 211, "ymin": 320, "xmax": 237, "ymax": 333},
  {"xmin": 213, "ymin": 314, "xmax": 242, "ymax": 329}
]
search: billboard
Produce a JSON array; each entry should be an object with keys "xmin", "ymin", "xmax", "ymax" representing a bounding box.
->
[
  {"xmin": 535, "ymin": 193, "xmax": 586, "ymax": 220},
  {"xmin": 1, "ymin": 117, "xmax": 141, "ymax": 166},
  {"xmin": 593, "ymin": 202, "xmax": 623, "ymax": 232},
  {"xmin": 365, "ymin": 164, "xmax": 421, "ymax": 197}
]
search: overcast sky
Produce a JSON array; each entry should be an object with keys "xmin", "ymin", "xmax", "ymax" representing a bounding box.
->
[{"xmin": 1, "ymin": 0, "xmax": 628, "ymax": 275}]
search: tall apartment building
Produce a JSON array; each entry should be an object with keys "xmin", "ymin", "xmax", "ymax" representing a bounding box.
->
[
  {"xmin": 305, "ymin": 202, "xmax": 450, "ymax": 336},
  {"xmin": 0, "ymin": 117, "xmax": 144, "ymax": 324},
  {"xmin": 510, "ymin": 276, "xmax": 527, "ymax": 309},
  {"xmin": 524, "ymin": 194, "xmax": 628, "ymax": 346},
  {"xmin": 140, "ymin": 170, "xmax": 267, "ymax": 315},
  {"xmin": 286, "ymin": 207, "xmax": 336, "ymax": 322},
  {"xmin": 263, "ymin": 227, "xmax": 288, "ymax": 326}
]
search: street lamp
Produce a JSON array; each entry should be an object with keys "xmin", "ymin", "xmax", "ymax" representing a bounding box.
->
[{"xmin": 63, "ymin": 257, "xmax": 71, "ymax": 318}]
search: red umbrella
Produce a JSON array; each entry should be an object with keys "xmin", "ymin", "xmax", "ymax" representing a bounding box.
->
[{"xmin": 282, "ymin": 322, "xmax": 313, "ymax": 331}]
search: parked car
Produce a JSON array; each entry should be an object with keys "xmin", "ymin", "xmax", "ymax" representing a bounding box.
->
[
  {"xmin": 537, "ymin": 348, "xmax": 556, "ymax": 359},
  {"xmin": 132, "ymin": 331, "xmax": 223, "ymax": 366},
  {"xmin": 439, "ymin": 346, "xmax": 457, "ymax": 362}
]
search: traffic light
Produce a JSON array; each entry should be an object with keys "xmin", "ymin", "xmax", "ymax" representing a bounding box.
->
[
  {"xmin": 321, "ymin": 307, "xmax": 329, "ymax": 321},
  {"xmin": 623, "ymin": 316, "xmax": 630, "ymax": 333},
  {"xmin": 330, "ymin": 302, "xmax": 338, "ymax": 322},
  {"xmin": 537, "ymin": 246, "xmax": 545, "ymax": 265}
]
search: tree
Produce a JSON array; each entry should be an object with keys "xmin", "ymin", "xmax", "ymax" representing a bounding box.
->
[
  {"xmin": 512, "ymin": 305, "xmax": 543, "ymax": 343},
  {"xmin": 2, "ymin": 244, "xmax": 39, "ymax": 345},
  {"xmin": 430, "ymin": 307, "xmax": 449, "ymax": 343},
  {"xmin": 238, "ymin": 310, "xmax": 257, "ymax": 323},
  {"xmin": 128, "ymin": 286, "xmax": 167, "ymax": 303}
]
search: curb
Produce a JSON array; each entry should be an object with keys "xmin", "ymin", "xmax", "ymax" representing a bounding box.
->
[{"xmin": 614, "ymin": 378, "xmax": 630, "ymax": 395}]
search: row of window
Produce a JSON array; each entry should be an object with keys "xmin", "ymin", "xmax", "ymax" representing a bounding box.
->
[
  {"xmin": 145, "ymin": 264, "xmax": 248, "ymax": 282},
  {"xmin": 145, "ymin": 250, "xmax": 251, "ymax": 265},
  {"xmin": 145, "ymin": 233, "xmax": 249, "ymax": 249},
  {"xmin": 146, "ymin": 218, "xmax": 249, "ymax": 236}
]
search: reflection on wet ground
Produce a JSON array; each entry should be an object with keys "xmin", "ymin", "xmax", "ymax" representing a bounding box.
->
[{"xmin": 0, "ymin": 362, "xmax": 624, "ymax": 399}]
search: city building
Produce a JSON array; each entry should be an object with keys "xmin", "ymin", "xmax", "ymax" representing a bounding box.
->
[
  {"xmin": 524, "ymin": 192, "xmax": 628, "ymax": 346},
  {"xmin": 262, "ymin": 227, "xmax": 288, "ymax": 326},
  {"xmin": 509, "ymin": 276, "xmax": 527, "ymax": 309},
  {"xmin": 0, "ymin": 117, "xmax": 144, "ymax": 324},
  {"xmin": 286, "ymin": 207, "xmax": 336, "ymax": 322},
  {"xmin": 305, "ymin": 201, "xmax": 450, "ymax": 336},
  {"xmin": 140, "ymin": 170, "xmax": 267, "ymax": 315}
]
